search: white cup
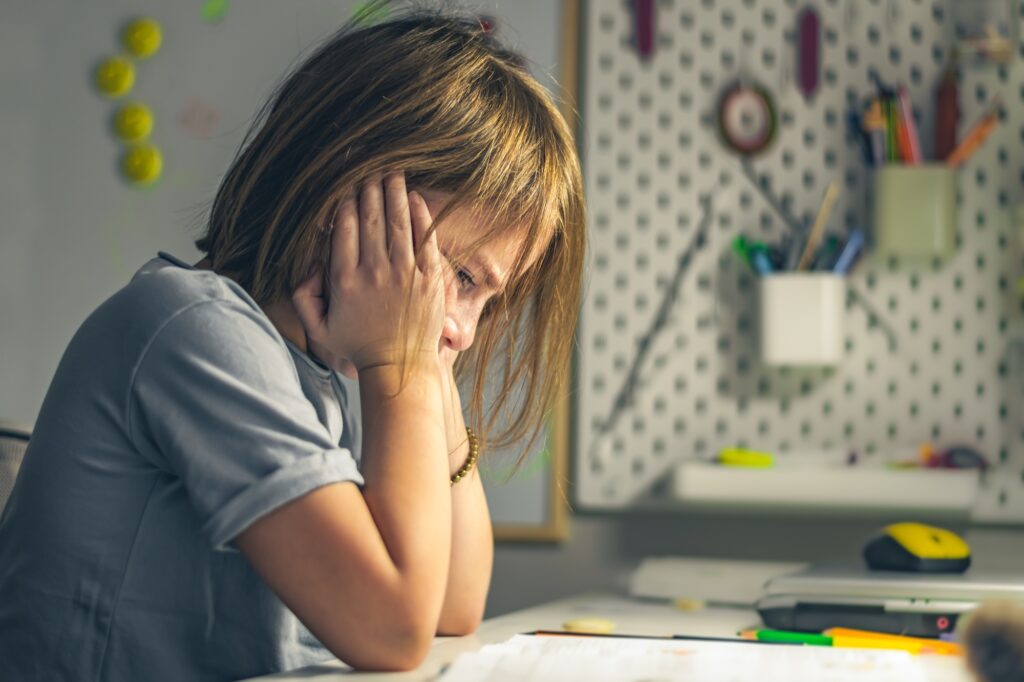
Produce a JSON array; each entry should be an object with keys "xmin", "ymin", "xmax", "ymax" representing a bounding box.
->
[{"xmin": 759, "ymin": 273, "xmax": 845, "ymax": 366}]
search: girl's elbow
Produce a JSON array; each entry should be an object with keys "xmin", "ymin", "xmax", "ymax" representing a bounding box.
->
[
  {"xmin": 436, "ymin": 604, "xmax": 484, "ymax": 637},
  {"xmin": 342, "ymin": 629, "xmax": 433, "ymax": 672},
  {"xmin": 436, "ymin": 618, "xmax": 481, "ymax": 637},
  {"xmin": 332, "ymin": 608, "xmax": 437, "ymax": 672}
]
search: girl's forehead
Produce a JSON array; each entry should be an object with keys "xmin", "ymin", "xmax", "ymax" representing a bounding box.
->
[{"xmin": 419, "ymin": 189, "xmax": 549, "ymax": 269}]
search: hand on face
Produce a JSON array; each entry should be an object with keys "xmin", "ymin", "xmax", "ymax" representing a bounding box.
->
[
  {"xmin": 292, "ymin": 172, "xmax": 445, "ymax": 374},
  {"xmin": 295, "ymin": 177, "xmax": 535, "ymax": 381}
]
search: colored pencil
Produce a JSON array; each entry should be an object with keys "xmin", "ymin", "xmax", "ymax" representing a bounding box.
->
[{"xmin": 797, "ymin": 182, "xmax": 839, "ymax": 271}]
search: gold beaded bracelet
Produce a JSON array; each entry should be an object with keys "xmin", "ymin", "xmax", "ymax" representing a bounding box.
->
[{"xmin": 450, "ymin": 427, "xmax": 480, "ymax": 485}]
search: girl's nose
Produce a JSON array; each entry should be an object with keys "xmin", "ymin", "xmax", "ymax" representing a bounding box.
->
[{"xmin": 441, "ymin": 313, "xmax": 474, "ymax": 352}]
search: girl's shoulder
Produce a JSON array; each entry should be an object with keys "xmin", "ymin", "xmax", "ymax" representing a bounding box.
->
[
  {"xmin": 128, "ymin": 252, "xmax": 260, "ymax": 317},
  {"xmin": 88, "ymin": 253, "xmax": 285, "ymax": 366}
]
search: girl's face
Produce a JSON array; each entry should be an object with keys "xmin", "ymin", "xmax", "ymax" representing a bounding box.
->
[
  {"xmin": 334, "ymin": 189, "xmax": 536, "ymax": 379},
  {"xmin": 419, "ymin": 189, "xmax": 533, "ymax": 368}
]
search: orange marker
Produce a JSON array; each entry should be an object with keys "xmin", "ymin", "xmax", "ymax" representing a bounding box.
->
[
  {"xmin": 895, "ymin": 112, "xmax": 913, "ymax": 163},
  {"xmin": 947, "ymin": 102, "xmax": 1000, "ymax": 167}
]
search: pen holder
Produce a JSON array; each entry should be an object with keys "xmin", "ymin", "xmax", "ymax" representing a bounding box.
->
[
  {"xmin": 873, "ymin": 165, "xmax": 956, "ymax": 265},
  {"xmin": 759, "ymin": 273, "xmax": 845, "ymax": 366}
]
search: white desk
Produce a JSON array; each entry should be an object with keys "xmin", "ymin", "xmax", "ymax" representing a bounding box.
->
[{"xmin": 243, "ymin": 594, "xmax": 971, "ymax": 681}]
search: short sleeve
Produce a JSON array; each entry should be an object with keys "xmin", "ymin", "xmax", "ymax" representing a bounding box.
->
[{"xmin": 127, "ymin": 300, "xmax": 363, "ymax": 549}]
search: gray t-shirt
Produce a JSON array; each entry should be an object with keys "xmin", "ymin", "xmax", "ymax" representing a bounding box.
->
[{"xmin": 0, "ymin": 253, "xmax": 364, "ymax": 681}]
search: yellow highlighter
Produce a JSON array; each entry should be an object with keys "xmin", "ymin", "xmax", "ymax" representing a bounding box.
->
[
  {"xmin": 830, "ymin": 635, "xmax": 929, "ymax": 653},
  {"xmin": 824, "ymin": 627, "xmax": 962, "ymax": 656},
  {"xmin": 717, "ymin": 448, "xmax": 774, "ymax": 468}
]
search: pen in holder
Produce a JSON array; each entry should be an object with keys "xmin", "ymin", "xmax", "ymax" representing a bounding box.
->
[
  {"xmin": 873, "ymin": 165, "xmax": 956, "ymax": 265},
  {"xmin": 759, "ymin": 272, "xmax": 845, "ymax": 366}
]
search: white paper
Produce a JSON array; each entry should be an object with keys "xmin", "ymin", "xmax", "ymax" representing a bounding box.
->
[{"xmin": 439, "ymin": 634, "xmax": 971, "ymax": 682}]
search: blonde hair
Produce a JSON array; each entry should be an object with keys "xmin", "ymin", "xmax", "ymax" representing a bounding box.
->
[{"xmin": 196, "ymin": 3, "xmax": 585, "ymax": 456}]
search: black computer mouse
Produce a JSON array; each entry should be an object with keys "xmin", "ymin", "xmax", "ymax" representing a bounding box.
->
[{"xmin": 863, "ymin": 522, "xmax": 971, "ymax": 573}]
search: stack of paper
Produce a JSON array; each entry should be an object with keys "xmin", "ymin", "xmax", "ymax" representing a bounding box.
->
[{"xmin": 439, "ymin": 634, "xmax": 971, "ymax": 682}]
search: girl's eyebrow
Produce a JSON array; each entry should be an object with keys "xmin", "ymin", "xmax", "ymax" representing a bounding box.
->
[{"xmin": 473, "ymin": 255, "xmax": 504, "ymax": 292}]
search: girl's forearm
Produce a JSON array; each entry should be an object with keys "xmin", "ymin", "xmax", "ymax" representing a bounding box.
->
[
  {"xmin": 436, "ymin": 388, "xmax": 494, "ymax": 635},
  {"xmin": 359, "ymin": 362, "xmax": 451, "ymax": 618},
  {"xmin": 439, "ymin": 447, "xmax": 493, "ymax": 635}
]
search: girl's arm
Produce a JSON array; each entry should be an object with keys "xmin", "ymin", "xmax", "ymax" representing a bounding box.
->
[
  {"xmin": 236, "ymin": 361, "xmax": 450, "ymax": 670},
  {"xmin": 238, "ymin": 176, "xmax": 453, "ymax": 671},
  {"xmin": 436, "ymin": 363, "xmax": 494, "ymax": 635}
]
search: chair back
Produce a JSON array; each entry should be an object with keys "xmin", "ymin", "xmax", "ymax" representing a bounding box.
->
[{"xmin": 0, "ymin": 426, "xmax": 30, "ymax": 515}]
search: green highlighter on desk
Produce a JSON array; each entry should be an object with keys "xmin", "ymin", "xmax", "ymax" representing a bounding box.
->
[{"xmin": 756, "ymin": 523, "xmax": 1024, "ymax": 638}]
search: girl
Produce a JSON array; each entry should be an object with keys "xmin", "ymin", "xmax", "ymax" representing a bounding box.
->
[{"xmin": 0, "ymin": 6, "xmax": 584, "ymax": 681}]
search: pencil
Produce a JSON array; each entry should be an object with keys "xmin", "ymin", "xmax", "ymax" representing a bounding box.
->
[
  {"xmin": 947, "ymin": 116, "xmax": 998, "ymax": 167},
  {"xmin": 947, "ymin": 101, "xmax": 1001, "ymax": 167},
  {"xmin": 823, "ymin": 627, "xmax": 962, "ymax": 655},
  {"xmin": 896, "ymin": 86, "xmax": 922, "ymax": 164},
  {"xmin": 797, "ymin": 181, "xmax": 839, "ymax": 271},
  {"xmin": 863, "ymin": 99, "xmax": 886, "ymax": 166},
  {"xmin": 886, "ymin": 98, "xmax": 898, "ymax": 162}
]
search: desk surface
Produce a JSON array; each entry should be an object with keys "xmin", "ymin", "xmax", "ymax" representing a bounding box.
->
[
  {"xmin": 244, "ymin": 594, "xmax": 757, "ymax": 681},
  {"xmin": 244, "ymin": 593, "xmax": 971, "ymax": 682}
]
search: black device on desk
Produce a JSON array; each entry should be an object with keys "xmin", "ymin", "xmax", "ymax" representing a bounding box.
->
[
  {"xmin": 757, "ymin": 564, "xmax": 1024, "ymax": 637},
  {"xmin": 862, "ymin": 522, "xmax": 972, "ymax": 574}
]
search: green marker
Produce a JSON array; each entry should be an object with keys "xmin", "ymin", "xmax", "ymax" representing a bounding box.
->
[
  {"xmin": 738, "ymin": 629, "xmax": 833, "ymax": 646},
  {"xmin": 731, "ymin": 236, "xmax": 752, "ymax": 271}
]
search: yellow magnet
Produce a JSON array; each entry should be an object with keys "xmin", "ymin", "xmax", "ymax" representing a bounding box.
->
[
  {"xmin": 113, "ymin": 102, "xmax": 154, "ymax": 142},
  {"xmin": 94, "ymin": 56, "xmax": 135, "ymax": 98},
  {"xmin": 122, "ymin": 17, "xmax": 162, "ymax": 59},
  {"xmin": 716, "ymin": 447, "xmax": 774, "ymax": 468},
  {"xmin": 121, "ymin": 143, "xmax": 163, "ymax": 185},
  {"xmin": 562, "ymin": 618, "xmax": 615, "ymax": 634},
  {"xmin": 673, "ymin": 598, "xmax": 706, "ymax": 612}
]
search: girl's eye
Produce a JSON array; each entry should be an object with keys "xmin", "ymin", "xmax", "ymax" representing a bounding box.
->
[
  {"xmin": 455, "ymin": 266, "xmax": 476, "ymax": 288},
  {"xmin": 443, "ymin": 252, "xmax": 476, "ymax": 289}
]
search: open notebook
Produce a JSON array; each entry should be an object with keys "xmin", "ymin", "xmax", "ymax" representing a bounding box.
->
[{"xmin": 438, "ymin": 634, "xmax": 972, "ymax": 682}]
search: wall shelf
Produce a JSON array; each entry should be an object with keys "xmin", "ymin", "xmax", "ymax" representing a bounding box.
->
[{"xmin": 672, "ymin": 462, "xmax": 979, "ymax": 514}]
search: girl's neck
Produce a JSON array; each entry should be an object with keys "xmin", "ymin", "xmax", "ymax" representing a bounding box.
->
[{"xmin": 262, "ymin": 299, "xmax": 309, "ymax": 353}]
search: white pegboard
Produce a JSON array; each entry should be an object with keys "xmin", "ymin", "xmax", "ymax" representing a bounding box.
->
[{"xmin": 575, "ymin": 0, "xmax": 1024, "ymax": 521}]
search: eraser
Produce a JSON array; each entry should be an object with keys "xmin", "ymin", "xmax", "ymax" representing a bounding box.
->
[{"xmin": 563, "ymin": 618, "xmax": 615, "ymax": 635}]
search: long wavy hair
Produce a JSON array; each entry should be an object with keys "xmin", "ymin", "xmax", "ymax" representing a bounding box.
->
[{"xmin": 195, "ymin": 2, "xmax": 585, "ymax": 456}]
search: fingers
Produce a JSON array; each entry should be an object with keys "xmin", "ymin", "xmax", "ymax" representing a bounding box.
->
[
  {"xmin": 408, "ymin": 191, "xmax": 439, "ymax": 274},
  {"xmin": 384, "ymin": 173, "xmax": 415, "ymax": 268},
  {"xmin": 292, "ymin": 270, "xmax": 326, "ymax": 337},
  {"xmin": 330, "ymin": 197, "xmax": 359, "ymax": 278},
  {"xmin": 359, "ymin": 175, "xmax": 387, "ymax": 267}
]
